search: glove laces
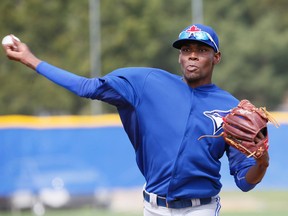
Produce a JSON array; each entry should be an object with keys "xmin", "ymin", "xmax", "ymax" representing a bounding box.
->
[{"xmin": 260, "ymin": 107, "xmax": 280, "ymax": 128}]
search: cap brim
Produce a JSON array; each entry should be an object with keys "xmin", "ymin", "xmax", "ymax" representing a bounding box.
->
[{"xmin": 172, "ymin": 39, "xmax": 215, "ymax": 51}]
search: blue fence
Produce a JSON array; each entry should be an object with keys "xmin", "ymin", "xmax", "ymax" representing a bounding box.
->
[{"xmin": 0, "ymin": 114, "xmax": 287, "ymax": 199}]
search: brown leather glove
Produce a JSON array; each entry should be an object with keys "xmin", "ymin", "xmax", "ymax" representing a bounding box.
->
[{"xmin": 222, "ymin": 99, "xmax": 278, "ymax": 159}]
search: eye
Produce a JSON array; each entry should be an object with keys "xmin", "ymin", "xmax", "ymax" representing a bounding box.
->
[
  {"xmin": 199, "ymin": 47, "xmax": 208, "ymax": 52},
  {"xmin": 180, "ymin": 47, "xmax": 191, "ymax": 54}
]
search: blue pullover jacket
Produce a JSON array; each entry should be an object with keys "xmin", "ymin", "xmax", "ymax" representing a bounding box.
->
[{"xmin": 36, "ymin": 62, "xmax": 256, "ymax": 201}]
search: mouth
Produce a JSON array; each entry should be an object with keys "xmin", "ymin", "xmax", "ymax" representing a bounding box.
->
[{"xmin": 186, "ymin": 65, "xmax": 198, "ymax": 72}]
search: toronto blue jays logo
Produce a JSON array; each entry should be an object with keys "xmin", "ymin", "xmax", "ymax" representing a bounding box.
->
[
  {"xmin": 203, "ymin": 110, "xmax": 231, "ymax": 135},
  {"xmin": 185, "ymin": 25, "xmax": 202, "ymax": 33}
]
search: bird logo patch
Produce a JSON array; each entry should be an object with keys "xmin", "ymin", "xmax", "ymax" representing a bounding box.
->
[{"xmin": 203, "ymin": 110, "xmax": 231, "ymax": 135}]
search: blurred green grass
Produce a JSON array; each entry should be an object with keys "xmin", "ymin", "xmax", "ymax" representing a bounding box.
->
[
  {"xmin": 220, "ymin": 190, "xmax": 288, "ymax": 216},
  {"xmin": 0, "ymin": 190, "xmax": 287, "ymax": 216}
]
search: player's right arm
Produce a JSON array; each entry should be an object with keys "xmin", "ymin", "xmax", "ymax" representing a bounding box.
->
[
  {"xmin": 2, "ymin": 38, "xmax": 136, "ymax": 107},
  {"xmin": 3, "ymin": 39, "xmax": 108, "ymax": 100}
]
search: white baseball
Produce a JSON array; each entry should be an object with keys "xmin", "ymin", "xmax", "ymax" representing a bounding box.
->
[{"xmin": 2, "ymin": 35, "xmax": 21, "ymax": 46}]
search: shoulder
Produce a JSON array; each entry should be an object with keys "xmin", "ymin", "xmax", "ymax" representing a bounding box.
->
[
  {"xmin": 108, "ymin": 67, "xmax": 175, "ymax": 77},
  {"xmin": 106, "ymin": 67, "xmax": 181, "ymax": 83}
]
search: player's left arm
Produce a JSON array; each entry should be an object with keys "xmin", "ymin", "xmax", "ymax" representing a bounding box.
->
[
  {"xmin": 245, "ymin": 152, "xmax": 269, "ymax": 184},
  {"xmin": 227, "ymin": 146, "xmax": 263, "ymax": 192}
]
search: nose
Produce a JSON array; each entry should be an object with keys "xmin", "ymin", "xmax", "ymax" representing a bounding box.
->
[{"xmin": 188, "ymin": 51, "xmax": 199, "ymax": 61}]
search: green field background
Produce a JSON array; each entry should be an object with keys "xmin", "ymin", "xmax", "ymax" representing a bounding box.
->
[{"xmin": 0, "ymin": 190, "xmax": 287, "ymax": 216}]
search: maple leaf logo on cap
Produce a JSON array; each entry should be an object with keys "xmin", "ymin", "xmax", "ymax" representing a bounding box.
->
[{"xmin": 186, "ymin": 25, "xmax": 202, "ymax": 33}]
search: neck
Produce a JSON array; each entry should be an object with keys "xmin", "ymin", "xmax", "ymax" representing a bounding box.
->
[{"xmin": 183, "ymin": 78, "xmax": 212, "ymax": 88}]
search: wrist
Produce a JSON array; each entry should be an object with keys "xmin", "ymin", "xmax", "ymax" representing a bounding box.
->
[
  {"xmin": 256, "ymin": 152, "xmax": 269, "ymax": 168},
  {"xmin": 22, "ymin": 55, "xmax": 41, "ymax": 70}
]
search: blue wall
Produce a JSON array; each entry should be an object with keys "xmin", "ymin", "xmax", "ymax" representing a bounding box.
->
[
  {"xmin": 0, "ymin": 116, "xmax": 287, "ymax": 197},
  {"xmin": 0, "ymin": 125, "xmax": 144, "ymax": 196}
]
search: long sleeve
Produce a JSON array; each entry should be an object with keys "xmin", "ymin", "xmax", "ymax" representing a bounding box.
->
[
  {"xmin": 227, "ymin": 146, "xmax": 257, "ymax": 192},
  {"xmin": 36, "ymin": 61, "xmax": 102, "ymax": 98},
  {"xmin": 234, "ymin": 166, "xmax": 256, "ymax": 192}
]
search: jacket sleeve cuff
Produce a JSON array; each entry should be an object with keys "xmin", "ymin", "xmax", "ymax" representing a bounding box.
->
[{"xmin": 234, "ymin": 166, "xmax": 257, "ymax": 192}]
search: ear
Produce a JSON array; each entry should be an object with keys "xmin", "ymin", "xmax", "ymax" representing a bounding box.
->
[
  {"xmin": 178, "ymin": 51, "xmax": 181, "ymax": 64},
  {"xmin": 213, "ymin": 52, "xmax": 221, "ymax": 65}
]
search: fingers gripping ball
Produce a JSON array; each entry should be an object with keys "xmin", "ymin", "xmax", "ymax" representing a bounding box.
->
[
  {"xmin": 199, "ymin": 100, "xmax": 279, "ymax": 159},
  {"xmin": 2, "ymin": 35, "xmax": 21, "ymax": 51},
  {"xmin": 2, "ymin": 35, "xmax": 20, "ymax": 45}
]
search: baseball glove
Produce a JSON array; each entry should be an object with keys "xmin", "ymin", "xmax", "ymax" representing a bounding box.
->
[{"xmin": 199, "ymin": 99, "xmax": 279, "ymax": 159}]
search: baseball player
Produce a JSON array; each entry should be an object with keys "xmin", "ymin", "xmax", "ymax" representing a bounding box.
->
[{"xmin": 3, "ymin": 24, "xmax": 269, "ymax": 216}]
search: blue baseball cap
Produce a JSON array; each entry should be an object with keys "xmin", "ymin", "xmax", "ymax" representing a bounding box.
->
[{"xmin": 172, "ymin": 24, "xmax": 219, "ymax": 52}]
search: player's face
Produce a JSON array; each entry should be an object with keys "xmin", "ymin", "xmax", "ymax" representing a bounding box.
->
[{"xmin": 178, "ymin": 42, "xmax": 221, "ymax": 88}]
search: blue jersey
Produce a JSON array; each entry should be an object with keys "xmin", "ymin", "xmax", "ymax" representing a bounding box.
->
[{"xmin": 36, "ymin": 62, "xmax": 257, "ymax": 202}]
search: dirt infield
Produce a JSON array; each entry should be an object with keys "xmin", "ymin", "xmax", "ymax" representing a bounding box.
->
[{"xmin": 110, "ymin": 187, "xmax": 143, "ymax": 212}]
